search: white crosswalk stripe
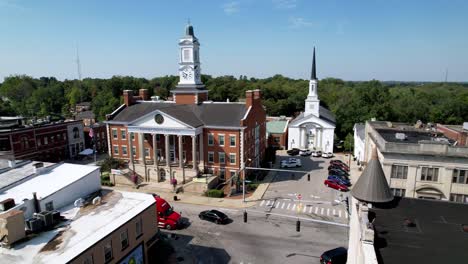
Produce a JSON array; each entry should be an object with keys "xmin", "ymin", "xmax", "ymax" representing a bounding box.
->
[
  {"xmin": 333, "ymin": 209, "xmax": 336, "ymax": 216},
  {"xmin": 327, "ymin": 208, "xmax": 330, "ymax": 216},
  {"xmin": 287, "ymin": 203, "xmax": 291, "ymax": 210},
  {"xmin": 309, "ymin": 206, "xmax": 313, "ymax": 214},
  {"xmin": 260, "ymin": 200, "xmax": 265, "ymax": 206},
  {"xmin": 292, "ymin": 204, "xmax": 296, "ymax": 210},
  {"xmin": 345, "ymin": 213, "xmax": 348, "ymax": 219},
  {"xmin": 258, "ymin": 200, "xmax": 349, "ymax": 219},
  {"xmin": 321, "ymin": 208, "xmax": 324, "ymax": 215},
  {"xmin": 303, "ymin": 206, "xmax": 307, "ymax": 213},
  {"xmin": 275, "ymin": 201, "xmax": 279, "ymax": 207},
  {"xmin": 281, "ymin": 202, "xmax": 285, "ymax": 209},
  {"xmin": 339, "ymin": 210, "xmax": 342, "ymax": 218},
  {"xmin": 315, "ymin": 207, "xmax": 318, "ymax": 214}
]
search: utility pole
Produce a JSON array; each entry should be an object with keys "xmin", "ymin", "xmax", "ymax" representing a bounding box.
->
[{"xmin": 76, "ymin": 44, "xmax": 83, "ymax": 103}]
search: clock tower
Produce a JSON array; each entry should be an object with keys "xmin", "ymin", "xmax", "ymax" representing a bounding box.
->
[{"xmin": 173, "ymin": 23, "xmax": 208, "ymax": 104}]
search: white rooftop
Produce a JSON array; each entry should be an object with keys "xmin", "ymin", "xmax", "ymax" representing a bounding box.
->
[
  {"xmin": 0, "ymin": 163, "xmax": 99, "ymax": 203},
  {"xmin": 0, "ymin": 190, "xmax": 155, "ymax": 264}
]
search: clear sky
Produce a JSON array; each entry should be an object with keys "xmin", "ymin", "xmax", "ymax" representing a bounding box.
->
[{"xmin": 1, "ymin": 0, "xmax": 467, "ymax": 82}]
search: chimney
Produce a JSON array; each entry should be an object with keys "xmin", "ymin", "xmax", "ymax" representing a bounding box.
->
[
  {"xmin": 33, "ymin": 162, "xmax": 44, "ymax": 174},
  {"xmin": 32, "ymin": 192, "xmax": 41, "ymax": 213},
  {"xmin": 245, "ymin": 90, "xmax": 254, "ymax": 109},
  {"xmin": 253, "ymin": 89, "xmax": 261, "ymax": 103},
  {"xmin": 123, "ymin": 90, "xmax": 134, "ymax": 106},
  {"xmin": 139, "ymin": 89, "xmax": 149, "ymax": 101}
]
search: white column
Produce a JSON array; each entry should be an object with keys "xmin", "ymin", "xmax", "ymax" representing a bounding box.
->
[
  {"xmin": 192, "ymin": 135, "xmax": 197, "ymax": 172},
  {"xmin": 138, "ymin": 133, "xmax": 144, "ymax": 163},
  {"xmin": 178, "ymin": 135, "xmax": 183, "ymax": 168},
  {"xmin": 301, "ymin": 128, "xmax": 307, "ymax": 148},
  {"xmin": 165, "ymin": 134, "xmax": 170, "ymax": 169},
  {"xmin": 320, "ymin": 129, "xmax": 323, "ymax": 150},
  {"xmin": 152, "ymin": 134, "xmax": 158, "ymax": 166},
  {"xmin": 128, "ymin": 132, "xmax": 134, "ymax": 168},
  {"xmin": 199, "ymin": 133, "xmax": 204, "ymax": 170}
]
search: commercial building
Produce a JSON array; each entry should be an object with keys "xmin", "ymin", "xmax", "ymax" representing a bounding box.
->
[
  {"xmin": 105, "ymin": 24, "xmax": 266, "ymax": 187},
  {"xmin": 266, "ymin": 116, "xmax": 290, "ymax": 149},
  {"xmin": 0, "ymin": 117, "xmax": 85, "ymax": 162},
  {"xmin": 361, "ymin": 120, "xmax": 468, "ymax": 203},
  {"xmin": 353, "ymin": 123, "xmax": 365, "ymax": 164},
  {"xmin": 348, "ymin": 147, "xmax": 468, "ymax": 264},
  {"xmin": 0, "ymin": 160, "xmax": 159, "ymax": 264},
  {"xmin": 288, "ymin": 48, "xmax": 336, "ymax": 153},
  {"xmin": 437, "ymin": 122, "xmax": 468, "ymax": 146}
]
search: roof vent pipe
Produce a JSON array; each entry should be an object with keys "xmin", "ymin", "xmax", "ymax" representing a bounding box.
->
[{"xmin": 32, "ymin": 192, "xmax": 41, "ymax": 213}]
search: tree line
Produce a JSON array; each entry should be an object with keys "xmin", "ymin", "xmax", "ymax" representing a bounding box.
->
[{"xmin": 1, "ymin": 74, "xmax": 467, "ymax": 140}]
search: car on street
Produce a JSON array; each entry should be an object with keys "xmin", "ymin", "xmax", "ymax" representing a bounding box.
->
[
  {"xmin": 327, "ymin": 175, "xmax": 351, "ymax": 186},
  {"xmin": 329, "ymin": 168, "xmax": 349, "ymax": 177},
  {"xmin": 312, "ymin": 150, "xmax": 322, "ymax": 157},
  {"xmin": 320, "ymin": 247, "xmax": 347, "ymax": 264},
  {"xmin": 324, "ymin": 179, "xmax": 349, "ymax": 192},
  {"xmin": 287, "ymin": 148, "xmax": 300, "ymax": 156},
  {"xmin": 280, "ymin": 158, "xmax": 302, "ymax": 168},
  {"xmin": 331, "ymin": 159, "xmax": 348, "ymax": 167},
  {"xmin": 322, "ymin": 152, "xmax": 334, "ymax": 158},
  {"xmin": 328, "ymin": 164, "xmax": 349, "ymax": 172},
  {"xmin": 299, "ymin": 149, "xmax": 312, "ymax": 156},
  {"xmin": 199, "ymin": 210, "xmax": 229, "ymax": 224}
]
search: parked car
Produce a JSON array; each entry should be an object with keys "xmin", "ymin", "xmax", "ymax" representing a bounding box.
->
[
  {"xmin": 320, "ymin": 247, "xmax": 347, "ymax": 264},
  {"xmin": 327, "ymin": 175, "xmax": 351, "ymax": 186},
  {"xmin": 299, "ymin": 149, "xmax": 312, "ymax": 156},
  {"xmin": 281, "ymin": 159, "xmax": 302, "ymax": 168},
  {"xmin": 287, "ymin": 148, "xmax": 300, "ymax": 156},
  {"xmin": 322, "ymin": 152, "xmax": 334, "ymax": 158},
  {"xmin": 328, "ymin": 164, "xmax": 349, "ymax": 172},
  {"xmin": 324, "ymin": 179, "xmax": 349, "ymax": 192},
  {"xmin": 329, "ymin": 173, "xmax": 350, "ymax": 181},
  {"xmin": 199, "ymin": 210, "xmax": 229, "ymax": 224},
  {"xmin": 312, "ymin": 150, "xmax": 322, "ymax": 157},
  {"xmin": 331, "ymin": 159, "xmax": 348, "ymax": 166},
  {"xmin": 329, "ymin": 168, "xmax": 349, "ymax": 177}
]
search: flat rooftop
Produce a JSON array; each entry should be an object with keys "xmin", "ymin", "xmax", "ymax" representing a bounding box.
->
[
  {"xmin": 0, "ymin": 160, "xmax": 53, "ymax": 190},
  {"xmin": 371, "ymin": 198, "xmax": 468, "ymax": 264},
  {"xmin": 0, "ymin": 163, "xmax": 98, "ymax": 202},
  {"xmin": 376, "ymin": 128, "xmax": 451, "ymax": 144},
  {"xmin": 0, "ymin": 190, "xmax": 155, "ymax": 264}
]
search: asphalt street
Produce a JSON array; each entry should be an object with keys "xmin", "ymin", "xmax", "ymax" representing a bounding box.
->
[{"xmin": 164, "ymin": 153, "xmax": 350, "ymax": 264}]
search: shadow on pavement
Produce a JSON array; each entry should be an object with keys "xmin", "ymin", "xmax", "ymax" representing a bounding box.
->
[
  {"xmin": 163, "ymin": 232, "xmax": 231, "ymax": 264},
  {"xmin": 273, "ymin": 154, "xmax": 327, "ymax": 183}
]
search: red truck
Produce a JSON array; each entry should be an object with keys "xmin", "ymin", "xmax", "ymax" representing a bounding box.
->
[{"xmin": 154, "ymin": 195, "xmax": 182, "ymax": 230}]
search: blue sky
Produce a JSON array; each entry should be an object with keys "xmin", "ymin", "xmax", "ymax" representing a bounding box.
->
[{"xmin": 1, "ymin": 0, "xmax": 467, "ymax": 82}]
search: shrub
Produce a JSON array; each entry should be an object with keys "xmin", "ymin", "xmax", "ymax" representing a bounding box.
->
[
  {"xmin": 205, "ymin": 189, "xmax": 224, "ymax": 198},
  {"xmin": 247, "ymin": 183, "xmax": 259, "ymax": 191}
]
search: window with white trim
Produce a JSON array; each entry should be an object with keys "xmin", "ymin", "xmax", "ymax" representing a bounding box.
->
[
  {"xmin": 103, "ymin": 241, "xmax": 113, "ymax": 263},
  {"xmin": 420, "ymin": 167, "xmax": 439, "ymax": 182},
  {"xmin": 145, "ymin": 148, "xmax": 150, "ymax": 158},
  {"xmin": 208, "ymin": 134, "xmax": 214, "ymax": 146},
  {"xmin": 120, "ymin": 130, "xmax": 126, "ymax": 140},
  {"xmin": 135, "ymin": 218, "xmax": 143, "ymax": 238},
  {"xmin": 450, "ymin": 193, "xmax": 468, "ymax": 204},
  {"xmin": 208, "ymin": 152, "xmax": 214, "ymax": 163},
  {"xmin": 230, "ymin": 135, "xmax": 236, "ymax": 147},
  {"xmin": 218, "ymin": 135, "xmax": 225, "ymax": 146},
  {"xmin": 391, "ymin": 165, "xmax": 408, "ymax": 179},
  {"xmin": 113, "ymin": 146, "xmax": 119, "ymax": 155},
  {"xmin": 130, "ymin": 132, "xmax": 135, "ymax": 141},
  {"xmin": 120, "ymin": 229, "xmax": 129, "ymax": 250},
  {"xmin": 122, "ymin": 146, "xmax": 128, "ymax": 155},
  {"xmin": 229, "ymin": 153, "xmax": 236, "ymax": 164},
  {"xmin": 390, "ymin": 188, "xmax": 406, "ymax": 197},
  {"xmin": 219, "ymin": 152, "xmax": 225, "ymax": 164},
  {"xmin": 452, "ymin": 169, "xmax": 468, "ymax": 184},
  {"xmin": 220, "ymin": 168, "xmax": 226, "ymax": 180},
  {"xmin": 112, "ymin": 129, "xmax": 118, "ymax": 139}
]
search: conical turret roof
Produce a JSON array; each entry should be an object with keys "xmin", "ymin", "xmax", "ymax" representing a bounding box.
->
[{"xmin": 351, "ymin": 147, "xmax": 394, "ymax": 203}]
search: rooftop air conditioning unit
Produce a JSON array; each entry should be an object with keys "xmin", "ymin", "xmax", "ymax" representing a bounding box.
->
[
  {"xmin": 395, "ymin": 133, "xmax": 406, "ymax": 140},
  {"xmin": 0, "ymin": 198, "xmax": 16, "ymax": 212},
  {"xmin": 51, "ymin": 211, "xmax": 61, "ymax": 225},
  {"xmin": 463, "ymin": 122, "xmax": 468, "ymax": 130},
  {"xmin": 26, "ymin": 218, "xmax": 44, "ymax": 233},
  {"xmin": 37, "ymin": 211, "xmax": 54, "ymax": 228}
]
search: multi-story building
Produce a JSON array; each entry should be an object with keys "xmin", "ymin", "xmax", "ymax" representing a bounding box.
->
[
  {"xmin": 362, "ymin": 120, "xmax": 468, "ymax": 203},
  {"xmin": 0, "ymin": 160, "xmax": 159, "ymax": 264},
  {"xmin": 105, "ymin": 24, "xmax": 266, "ymax": 187},
  {"xmin": 437, "ymin": 122, "xmax": 468, "ymax": 146},
  {"xmin": 0, "ymin": 117, "xmax": 85, "ymax": 162},
  {"xmin": 353, "ymin": 123, "xmax": 365, "ymax": 164}
]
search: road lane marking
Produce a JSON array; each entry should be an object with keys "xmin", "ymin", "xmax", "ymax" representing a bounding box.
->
[
  {"xmin": 303, "ymin": 206, "xmax": 307, "ymax": 213},
  {"xmin": 327, "ymin": 208, "xmax": 330, "ymax": 216},
  {"xmin": 292, "ymin": 204, "xmax": 296, "ymax": 210},
  {"xmin": 275, "ymin": 201, "xmax": 280, "ymax": 207},
  {"xmin": 339, "ymin": 210, "xmax": 342, "ymax": 218},
  {"xmin": 260, "ymin": 200, "xmax": 265, "ymax": 206},
  {"xmin": 320, "ymin": 208, "xmax": 324, "ymax": 215},
  {"xmin": 246, "ymin": 209, "xmax": 349, "ymax": 228},
  {"xmin": 345, "ymin": 213, "xmax": 348, "ymax": 219},
  {"xmin": 309, "ymin": 207, "xmax": 313, "ymax": 214},
  {"xmin": 315, "ymin": 207, "xmax": 318, "ymax": 214},
  {"xmin": 287, "ymin": 203, "xmax": 291, "ymax": 210},
  {"xmin": 333, "ymin": 209, "xmax": 336, "ymax": 215},
  {"xmin": 281, "ymin": 203, "xmax": 285, "ymax": 209}
]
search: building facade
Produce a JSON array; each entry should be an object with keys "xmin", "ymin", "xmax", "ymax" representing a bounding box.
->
[
  {"xmin": 353, "ymin": 123, "xmax": 365, "ymax": 164},
  {"xmin": 288, "ymin": 48, "xmax": 336, "ymax": 153},
  {"xmin": 437, "ymin": 122, "xmax": 468, "ymax": 146},
  {"xmin": 266, "ymin": 116, "xmax": 290, "ymax": 149},
  {"xmin": 363, "ymin": 121, "xmax": 468, "ymax": 203},
  {"xmin": 105, "ymin": 24, "xmax": 266, "ymax": 186},
  {"xmin": 0, "ymin": 118, "xmax": 85, "ymax": 162}
]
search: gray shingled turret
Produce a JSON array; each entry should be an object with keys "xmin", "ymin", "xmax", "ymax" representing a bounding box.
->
[{"xmin": 351, "ymin": 147, "xmax": 394, "ymax": 203}]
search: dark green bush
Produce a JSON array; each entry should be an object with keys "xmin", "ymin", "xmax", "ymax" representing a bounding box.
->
[
  {"xmin": 205, "ymin": 189, "xmax": 224, "ymax": 198},
  {"xmin": 247, "ymin": 183, "xmax": 259, "ymax": 191}
]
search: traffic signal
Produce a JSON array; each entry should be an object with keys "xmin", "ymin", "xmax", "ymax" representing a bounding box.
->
[
  {"xmin": 244, "ymin": 211, "xmax": 247, "ymax": 223},
  {"xmin": 296, "ymin": 219, "xmax": 300, "ymax": 232}
]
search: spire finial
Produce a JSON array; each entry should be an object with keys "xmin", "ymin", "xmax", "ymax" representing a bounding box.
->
[
  {"xmin": 187, "ymin": 18, "xmax": 191, "ymax": 25},
  {"xmin": 311, "ymin": 47, "xmax": 317, "ymax": 80}
]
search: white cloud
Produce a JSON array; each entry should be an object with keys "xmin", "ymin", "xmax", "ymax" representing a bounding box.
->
[
  {"xmin": 273, "ymin": 0, "xmax": 297, "ymax": 9},
  {"xmin": 0, "ymin": 0, "xmax": 24, "ymax": 10},
  {"xmin": 288, "ymin": 16, "xmax": 315, "ymax": 28},
  {"xmin": 223, "ymin": 1, "xmax": 240, "ymax": 15}
]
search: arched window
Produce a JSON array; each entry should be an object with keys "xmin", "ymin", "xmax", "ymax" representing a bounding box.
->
[{"xmin": 73, "ymin": 127, "xmax": 80, "ymax": 139}]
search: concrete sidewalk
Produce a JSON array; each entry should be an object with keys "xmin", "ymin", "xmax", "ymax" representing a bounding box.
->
[{"xmin": 110, "ymin": 165, "xmax": 278, "ymax": 209}]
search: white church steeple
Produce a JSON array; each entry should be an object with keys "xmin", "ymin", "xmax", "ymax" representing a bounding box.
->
[{"xmin": 304, "ymin": 47, "xmax": 320, "ymax": 117}]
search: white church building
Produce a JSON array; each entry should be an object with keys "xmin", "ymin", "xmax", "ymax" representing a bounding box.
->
[{"xmin": 288, "ymin": 48, "xmax": 336, "ymax": 153}]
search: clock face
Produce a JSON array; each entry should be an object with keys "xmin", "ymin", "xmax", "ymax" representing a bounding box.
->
[
  {"xmin": 154, "ymin": 114, "xmax": 164, "ymax": 124},
  {"xmin": 182, "ymin": 69, "xmax": 193, "ymax": 80}
]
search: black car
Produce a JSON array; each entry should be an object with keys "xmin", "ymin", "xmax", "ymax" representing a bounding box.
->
[
  {"xmin": 287, "ymin": 148, "xmax": 300, "ymax": 156},
  {"xmin": 320, "ymin": 247, "xmax": 347, "ymax": 264},
  {"xmin": 329, "ymin": 168, "xmax": 349, "ymax": 177},
  {"xmin": 199, "ymin": 210, "xmax": 229, "ymax": 224},
  {"xmin": 328, "ymin": 164, "xmax": 349, "ymax": 172}
]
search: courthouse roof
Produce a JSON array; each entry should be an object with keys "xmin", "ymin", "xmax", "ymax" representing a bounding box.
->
[{"xmin": 110, "ymin": 102, "xmax": 247, "ymax": 128}]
